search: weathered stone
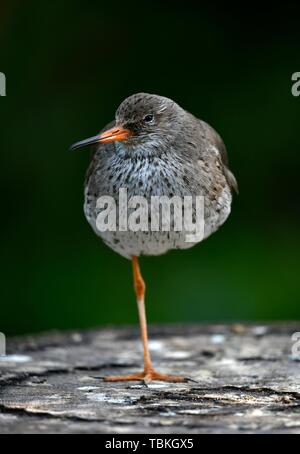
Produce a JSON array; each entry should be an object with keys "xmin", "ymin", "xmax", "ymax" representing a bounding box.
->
[{"xmin": 0, "ymin": 323, "xmax": 299, "ymax": 434}]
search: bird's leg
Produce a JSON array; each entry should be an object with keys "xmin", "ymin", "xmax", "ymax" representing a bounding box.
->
[
  {"xmin": 132, "ymin": 255, "xmax": 153, "ymax": 375},
  {"xmin": 104, "ymin": 256, "xmax": 186, "ymax": 383}
]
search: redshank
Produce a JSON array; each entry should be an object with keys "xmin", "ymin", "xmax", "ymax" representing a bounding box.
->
[{"xmin": 71, "ymin": 93, "xmax": 237, "ymax": 383}]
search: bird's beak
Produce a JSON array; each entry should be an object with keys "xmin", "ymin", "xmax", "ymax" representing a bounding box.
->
[{"xmin": 70, "ymin": 126, "xmax": 131, "ymax": 151}]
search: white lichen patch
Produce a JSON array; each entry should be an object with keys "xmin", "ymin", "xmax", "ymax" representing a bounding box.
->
[
  {"xmin": 252, "ymin": 326, "xmax": 268, "ymax": 336},
  {"xmin": 210, "ymin": 334, "xmax": 226, "ymax": 344},
  {"xmin": 86, "ymin": 392, "xmax": 138, "ymax": 404},
  {"xmin": 178, "ymin": 408, "xmax": 213, "ymax": 415},
  {"xmin": 165, "ymin": 351, "xmax": 192, "ymax": 359},
  {"xmin": 77, "ymin": 386, "xmax": 100, "ymax": 391},
  {"xmin": 71, "ymin": 333, "xmax": 83, "ymax": 343},
  {"xmin": 145, "ymin": 383, "xmax": 169, "ymax": 389},
  {"xmin": 148, "ymin": 340, "xmax": 164, "ymax": 351},
  {"xmin": 159, "ymin": 410, "xmax": 177, "ymax": 416},
  {"xmin": 0, "ymin": 354, "xmax": 32, "ymax": 363},
  {"xmin": 245, "ymin": 408, "xmax": 267, "ymax": 417}
]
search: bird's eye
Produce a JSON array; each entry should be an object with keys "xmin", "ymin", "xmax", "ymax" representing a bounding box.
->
[{"xmin": 143, "ymin": 114, "xmax": 154, "ymax": 123}]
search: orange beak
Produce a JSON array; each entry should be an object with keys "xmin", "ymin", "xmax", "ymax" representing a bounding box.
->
[{"xmin": 70, "ymin": 126, "xmax": 131, "ymax": 150}]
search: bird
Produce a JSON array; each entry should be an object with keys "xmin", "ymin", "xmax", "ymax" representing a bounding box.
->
[{"xmin": 71, "ymin": 93, "xmax": 237, "ymax": 383}]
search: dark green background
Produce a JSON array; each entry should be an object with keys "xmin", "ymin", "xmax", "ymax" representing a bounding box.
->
[{"xmin": 1, "ymin": 1, "xmax": 299, "ymax": 336}]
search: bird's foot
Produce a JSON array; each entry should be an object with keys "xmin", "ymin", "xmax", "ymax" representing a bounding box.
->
[{"xmin": 104, "ymin": 369, "xmax": 187, "ymax": 384}]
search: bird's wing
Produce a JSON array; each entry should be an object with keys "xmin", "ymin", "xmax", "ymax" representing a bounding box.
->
[{"xmin": 200, "ymin": 120, "xmax": 238, "ymax": 194}]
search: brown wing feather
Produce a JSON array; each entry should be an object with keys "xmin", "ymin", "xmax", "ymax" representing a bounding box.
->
[{"xmin": 201, "ymin": 120, "xmax": 238, "ymax": 194}]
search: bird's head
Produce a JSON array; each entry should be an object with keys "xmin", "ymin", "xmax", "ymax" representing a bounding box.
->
[{"xmin": 70, "ymin": 93, "xmax": 185, "ymax": 153}]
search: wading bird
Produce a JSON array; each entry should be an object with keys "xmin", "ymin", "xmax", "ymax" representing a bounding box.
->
[{"xmin": 71, "ymin": 93, "xmax": 237, "ymax": 383}]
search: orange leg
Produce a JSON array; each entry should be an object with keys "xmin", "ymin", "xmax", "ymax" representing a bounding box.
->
[{"xmin": 104, "ymin": 256, "xmax": 186, "ymax": 383}]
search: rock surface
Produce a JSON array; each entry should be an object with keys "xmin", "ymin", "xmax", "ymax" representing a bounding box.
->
[{"xmin": 0, "ymin": 323, "xmax": 300, "ymax": 434}]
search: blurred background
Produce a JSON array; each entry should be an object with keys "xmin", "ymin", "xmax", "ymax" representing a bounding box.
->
[{"xmin": 1, "ymin": 1, "xmax": 299, "ymax": 336}]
